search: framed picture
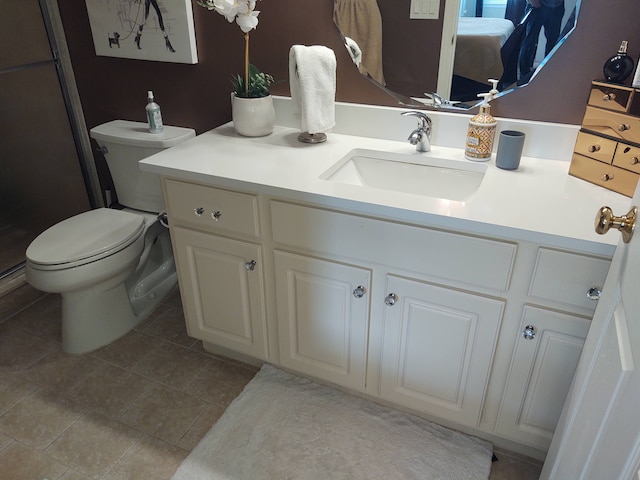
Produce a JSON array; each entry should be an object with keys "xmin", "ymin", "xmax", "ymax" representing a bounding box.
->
[{"xmin": 85, "ymin": 0, "xmax": 198, "ymax": 64}]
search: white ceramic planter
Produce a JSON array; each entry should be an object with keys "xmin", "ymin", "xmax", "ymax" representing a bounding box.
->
[{"xmin": 231, "ymin": 93, "xmax": 275, "ymax": 137}]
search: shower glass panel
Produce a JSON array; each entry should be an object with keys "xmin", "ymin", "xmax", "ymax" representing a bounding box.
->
[{"xmin": 0, "ymin": 0, "xmax": 91, "ymax": 277}]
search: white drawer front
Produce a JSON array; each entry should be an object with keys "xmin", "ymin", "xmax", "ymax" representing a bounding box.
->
[
  {"xmin": 164, "ymin": 179, "xmax": 260, "ymax": 237},
  {"xmin": 529, "ymin": 248, "xmax": 611, "ymax": 311},
  {"xmin": 271, "ymin": 200, "xmax": 516, "ymax": 292}
]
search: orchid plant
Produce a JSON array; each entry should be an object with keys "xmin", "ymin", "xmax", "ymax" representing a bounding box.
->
[{"xmin": 196, "ymin": 0, "xmax": 275, "ymax": 98}]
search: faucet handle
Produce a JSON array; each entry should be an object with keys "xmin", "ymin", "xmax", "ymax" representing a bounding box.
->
[{"xmin": 401, "ymin": 111, "xmax": 432, "ymax": 131}]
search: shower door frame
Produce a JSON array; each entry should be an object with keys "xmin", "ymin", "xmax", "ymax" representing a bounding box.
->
[{"xmin": 0, "ymin": 0, "xmax": 103, "ymax": 286}]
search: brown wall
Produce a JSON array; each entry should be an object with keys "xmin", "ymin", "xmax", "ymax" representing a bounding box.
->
[
  {"xmin": 59, "ymin": 0, "xmax": 640, "ymax": 138},
  {"xmin": 378, "ymin": 0, "xmax": 444, "ymax": 96}
]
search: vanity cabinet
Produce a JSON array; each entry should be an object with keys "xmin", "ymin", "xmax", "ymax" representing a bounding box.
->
[
  {"xmin": 161, "ymin": 178, "xmax": 611, "ymax": 457},
  {"xmin": 162, "ymin": 179, "xmax": 269, "ymax": 360}
]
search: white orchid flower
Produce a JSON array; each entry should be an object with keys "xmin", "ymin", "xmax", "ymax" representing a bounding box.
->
[
  {"xmin": 197, "ymin": 0, "xmax": 260, "ymax": 31},
  {"xmin": 236, "ymin": 10, "xmax": 259, "ymax": 32}
]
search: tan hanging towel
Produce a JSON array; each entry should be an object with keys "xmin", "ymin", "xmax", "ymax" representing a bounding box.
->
[{"xmin": 334, "ymin": 0, "xmax": 386, "ymax": 86}]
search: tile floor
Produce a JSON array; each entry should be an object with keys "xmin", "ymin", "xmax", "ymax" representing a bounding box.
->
[{"xmin": 0, "ymin": 282, "xmax": 542, "ymax": 479}]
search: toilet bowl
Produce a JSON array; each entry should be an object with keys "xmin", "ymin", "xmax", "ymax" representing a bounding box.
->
[{"xmin": 25, "ymin": 120, "xmax": 195, "ymax": 354}]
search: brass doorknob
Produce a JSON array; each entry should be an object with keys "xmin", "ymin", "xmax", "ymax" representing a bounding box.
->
[{"xmin": 595, "ymin": 206, "xmax": 638, "ymax": 243}]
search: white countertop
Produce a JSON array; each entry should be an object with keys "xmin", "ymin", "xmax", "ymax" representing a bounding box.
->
[{"xmin": 140, "ymin": 118, "xmax": 631, "ymax": 257}]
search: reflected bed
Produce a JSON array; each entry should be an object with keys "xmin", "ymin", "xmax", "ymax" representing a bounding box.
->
[{"xmin": 455, "ymin": 17, "xmax": 515, "ymax": 85}]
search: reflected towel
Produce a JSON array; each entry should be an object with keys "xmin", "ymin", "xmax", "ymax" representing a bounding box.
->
[
  {"xmin": 333, "ymin": 0, "xmax": 385, "ymax": 85},
  {"xmin": 289, "ymin": 45, "xmax": 336, "ymax": 134}
]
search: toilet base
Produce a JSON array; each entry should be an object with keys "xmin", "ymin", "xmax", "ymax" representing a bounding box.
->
[{"xmin": 61, "ymin": 282, "xmax": 143, "ymax": 355}]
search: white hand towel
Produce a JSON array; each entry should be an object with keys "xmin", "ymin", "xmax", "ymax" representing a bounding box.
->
[{"xmin": 289, "ymin": 45, "xmax": 336, "ymax": 134}]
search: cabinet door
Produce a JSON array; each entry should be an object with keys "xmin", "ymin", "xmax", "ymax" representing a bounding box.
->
[
  {"xmin": 172, "ymin": 227, "xmax": 268, "ymax": 359},
  {"xmin": 274, "ymin": 251, "xmax": 371, "ymax": 391},
  {"xmin": 380, "ymin": 275, "xmax": 504, "ymax": 427},
  {"xmin": 495, "ymin": 305, "xmax": 589, "ymax": 450}
]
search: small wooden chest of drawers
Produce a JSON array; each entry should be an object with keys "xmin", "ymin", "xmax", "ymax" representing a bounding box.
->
[{"xmin": 569, "ymin": 81, "xmax": 640, "ymax": 197}]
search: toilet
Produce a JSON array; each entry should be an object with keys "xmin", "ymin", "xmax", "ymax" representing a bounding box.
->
[{"xmin": 26, "ymin": 120, "xmax": 195, "ymax": 354}]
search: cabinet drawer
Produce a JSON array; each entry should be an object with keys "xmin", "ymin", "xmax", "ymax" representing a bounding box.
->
[
  {"xmin": 529, "ymin": 248, "xmax": 610, "ymax": 312},
  {"xmin": 573, "ymin": 131, "xmax": 616, "ymax": 163},
  {"xmin": 271, "ymin": 201, "xmax": 516, "ymax": 291},
  {"xmin": 612, "ymin": 143, "xmax": 640, "ymax": 174},
  {"xmin": 569, "ymin": 153, "xmax": 638, "ymax": 197},
  {"xmin": 587, "ymin": 82, "xmax": 633, "ymax": 112},
  {"xmin": 164, "ymin": 179, "xmax": 260, "ymax": 237},
  {"xmin": 582, "ymin": 106, "xmax": 640, "ymax": 144}
]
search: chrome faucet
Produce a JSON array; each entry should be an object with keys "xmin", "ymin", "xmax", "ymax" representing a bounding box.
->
[{"xmin": 401, "ymin": 111, "xmax": 432, "ymax": 152}]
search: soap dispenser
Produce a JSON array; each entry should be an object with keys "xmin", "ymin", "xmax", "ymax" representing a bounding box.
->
[{"xmin": 465, "ymin": 80, "xmax": 498, "ymax": 161}]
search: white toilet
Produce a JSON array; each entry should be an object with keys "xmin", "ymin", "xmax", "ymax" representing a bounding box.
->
[{"xmin": 26, "ymin": 120, "xmax": 195, "ymax": 354}]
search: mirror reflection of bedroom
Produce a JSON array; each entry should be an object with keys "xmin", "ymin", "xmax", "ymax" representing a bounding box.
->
[{"xmin": 453, "ymin": 0, "xmax": 578, "ymax": 102}]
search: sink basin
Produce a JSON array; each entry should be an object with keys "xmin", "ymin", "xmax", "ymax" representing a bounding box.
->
[{"xmin": 320, "ymin": 148, "xmax": 487, "ymax": 201}]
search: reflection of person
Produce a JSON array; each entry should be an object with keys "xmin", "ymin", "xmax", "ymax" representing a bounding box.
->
[
  {"xmin": 135, "ymin": 0, "xmax": 176, "ymax": 53},
  {"xmin": 518, "ymin": 0, "xmax": 564, "ymax": 81}
]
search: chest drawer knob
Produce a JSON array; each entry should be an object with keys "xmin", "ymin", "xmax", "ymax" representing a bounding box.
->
[
  {"xmin": 618, "ymin": 123, "xmax": 631, "ymax": 132},
  {"xmin": 603, "ymin": 93, "xmax": 617, "ymax": 101},
  {"xmin": 631, "ymin": 156, "xmax": 640, "ymax": 165},
  {"xmin": 588, "ymin": 144, "xmax": 601, "ymax": 153},
  {"xmin": 586, "ymin": 286, "xmax": 602, "ymax": 300},
  {"xmin": 601, "ymin": 173, "xmax": 614, "ymax": 182},
  {"xmin": 522, "ymin": 325, "xmax": 537, "ymax": 340}
]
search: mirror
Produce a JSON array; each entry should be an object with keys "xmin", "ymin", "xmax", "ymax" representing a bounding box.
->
[{"xmin": 333, "ymin": 0, "xmax": 580, "ymax": 108}]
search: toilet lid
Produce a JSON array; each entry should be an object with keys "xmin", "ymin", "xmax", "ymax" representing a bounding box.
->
[{"xmin": 26, "ymin": 208, "xmax": 145, "ymax": 267}]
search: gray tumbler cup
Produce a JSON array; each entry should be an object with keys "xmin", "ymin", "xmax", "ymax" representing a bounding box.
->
[{"xmin": 496, "ymin": 130, "xmax": 525, "ymax": 170}]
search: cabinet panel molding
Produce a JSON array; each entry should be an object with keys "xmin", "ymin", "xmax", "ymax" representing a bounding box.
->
[
  {"xmin": 380, "ymin": 275, "xmax": 504, "ymax": 427},
  {"xmin": 529, "ymin": 248, "xmax": 610, "ymax": 312},
  {"xmin": 496, "ymin": 305, "xmax": 590, "ymax": 449},
  {"xmin": 271, "ymin": 200, "xmax": 516, "ymax": 292},
  {"xmin": 274, "ymin": 251, "xmax": 371, "ymax": 391},
  {"xmin": 173, "ymin": 227, "xmax": 268, "ymax": 359},
  {"xmin": 165, "ymin": 179, "xmax": 260, "ymax": 237}
]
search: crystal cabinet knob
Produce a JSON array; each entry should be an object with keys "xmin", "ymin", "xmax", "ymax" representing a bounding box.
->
[
  {"xmin": 587, "ymin": 286, "xmax": 602, "ymax": 300},
  {"xmin": 522, "ymin": 325, "xmax": 537, "ymax": 340},
  {"xmin": 245, "ymin": 260, "xmax": 257, "ymax": 271},
  {"xmin": 194, "ymin": 207, "xmax": 205, "ymax": 216},
  {"xmin": 384, "ymin": 293, "xmax": 398, "ymax": 306},
  {"xmin": 353, "ymin": 285, "xmax": 367, "ymax": 298},
  {"xmin": 212, "ymin": 211, "xmax": 222, "ymax": 221}
]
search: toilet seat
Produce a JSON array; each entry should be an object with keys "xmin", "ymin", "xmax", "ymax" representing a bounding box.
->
[{"xmin": 26, "ymin": 208, "xmax": 146, "ymax": 270}]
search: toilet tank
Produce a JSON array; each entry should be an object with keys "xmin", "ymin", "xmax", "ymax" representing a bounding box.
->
[{"xmin": 90, "ymin": 120, "xmax": 195, "ymax": 212}]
